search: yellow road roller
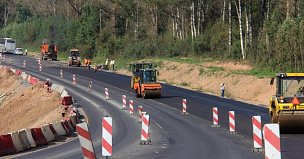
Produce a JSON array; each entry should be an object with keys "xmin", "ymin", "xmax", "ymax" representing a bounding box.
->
[{"xmin": 269, "ymin": 73, "xmax": 304, "ymax": 133}]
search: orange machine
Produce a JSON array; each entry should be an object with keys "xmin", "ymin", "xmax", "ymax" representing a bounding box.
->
[{"xmin": 41, "ymin": 44, "xmax": 58, "ymax": 60}]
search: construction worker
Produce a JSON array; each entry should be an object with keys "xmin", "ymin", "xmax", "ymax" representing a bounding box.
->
[
  {"xmin": 44, "ymin": 78, "xmax": 51, "ymax": 91},
  {"xmin": 84, "ymin": 58, "xmax": 88, "ymax": 67},
  {"xmin": 105, "ymin": 59, "xmax": 109, "ymax": 70},
  {"xmin": 110, "ymin": 60, "xmax": 113, "ymax": 70},
  {"xmin": 25, "ymin": 49, "xmax": 28, "ymax": 56},
  {"xmin": 94, "ymin": 62, "xmax": 98, "ymax": 73},
  {"xmin": 112, "ymin": 59, "xmax": 115, "ymax": 70},
  {"xmin": 221, "ymin": 83, "xmax": 225, "ymax": 97},
  {"xmin": 88, "ymin": 59, "xmax": 91, "ymax": 69}
]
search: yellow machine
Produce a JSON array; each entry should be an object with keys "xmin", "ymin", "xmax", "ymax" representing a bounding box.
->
[
  {"xmin": 269, "ymin": 73, "xmax": 304, "ymax": 133},
  {"xmin": 130, "ymin": 62, "xmax": 161, "ymax": 98},
  {"xmin": 67, "ymin": 49, "xmax": 81, "ymax": 67}
]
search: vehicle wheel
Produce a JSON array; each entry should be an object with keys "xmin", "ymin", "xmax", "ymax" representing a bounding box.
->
[{"xmin": 143, "ymin": 91, "xmax": 146, "ymax": 99}]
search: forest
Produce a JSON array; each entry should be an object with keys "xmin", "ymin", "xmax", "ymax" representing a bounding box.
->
[{"xmin": 0, "ymin": 0, "xmax": 303, "ymax": 72}]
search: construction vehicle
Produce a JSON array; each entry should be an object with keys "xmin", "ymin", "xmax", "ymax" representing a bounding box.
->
[
  {"xmin": 130, "ymin": 62, "xmax": 161, "ymax": 98},
  {"xmin": 41, "ymin": 44, "xmax": 58, "ymax": 60},
  {"xmin": 269, "ymin": 73, "xmax": 304, "ymax": 133},
  {"xmin": 67, "ymin": 49, "xmax": 81, "ymax": 67}
]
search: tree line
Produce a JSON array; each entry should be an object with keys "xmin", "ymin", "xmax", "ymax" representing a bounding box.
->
[{"xmin": 0, "ymin": 0, "xmax": 303, "ymax": 72}]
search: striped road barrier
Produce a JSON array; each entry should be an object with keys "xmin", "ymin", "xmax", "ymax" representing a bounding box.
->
[
  {"xmin": 102, "ymin": 117, "xmax": 112, "ymax": 157},
  {"xmin": 140, "ymin": 113, "xmax": 151, "ymax": 145},
  {"xmin": 182, "ymin": 98, "xmax": 188, "ymax": 114},
  {"xmin": 105, "ymin": 88, "xmax": 109, "ymax": 100},
  {"xmin": 129, "ymin": 100, "xmax": 134, "ymax": 115},
  {"xmin": 76, "ymin": 122, "xmax": 96, "ymax": 159},
  {"xmin": 138, "ymin": 105, "xmax": 143, "ymax": 122},
  {"xmin": 122, "ymin": 95, "xmax": 127, "ymax": 110},
  {"xmin": 212, "ymin": 107, "xmax": 220, "ymax": 127},
  {"xmin": 228, "ymin": 111, "xmax": 237, "ymax": 134},
  {"xmin": 263, "ymin": 124, "xmax": 281, "ymax": 159},
  {"xmin": 252, "ymin": 116, "xmax": 263, "ymax": 152}
]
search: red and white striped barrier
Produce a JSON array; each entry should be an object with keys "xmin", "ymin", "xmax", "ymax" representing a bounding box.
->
[
  {"xmin": 140, "ymin": 113, "xmax": 151, "ymax": 144},
  {"xmin": 182, "ymin": 98, "xmax": 187, "ymax": 114},
  {"xmin": 39, "ymin": 64, "xmax": 42, "ymax": 72},
  {"xmin": 252, "ymin": 116, "xmax": 263, "ymax": 152},
  {"xmin": 105, "ymin": 88, "xmax": 109, "ymax": 100},
  {"xmin": 129, "ymin": 100, "xmax": 134, "ymax": 115},
  {"xmin": 228, "ymin": 111, "xmax": 237, "ymax": 134},
  {"xmin": 0, "ymin": 53, "xmax": 2, "ymax": 59},
  {"xmin": 73, "ymin": 75, "xmax": 77, "ymax": 84},
  {"xmin": 263, "ymin": 124, "xmax": 281, "ymax": 159},
  {"xmin": 10, "ymin": 57, "xmax": 12, "ymax": 63},
  {"xmin": 60, "ymin": 69, "xmax": 63, "ymax": 78},
  {"xmin": 122, "ymin": 95, "xmax": 127, "ymax": 110},
  {"xmin": 212, "ymin": 107, "xmax": 220, "ymax": 127},
  {"xmin": 88, "ymin": 81, "xmax": 92, "ymax": 91},
  {"xmin": 138, "ymin": 105, "xmax": 143, "ymax": 122},
  {"xmin": 76, "ymin": 122, "xmax": 96, "ymax": 159},
  {"xmin": 23, "ymin": 60, "xmax": 26, "ymax": 68},
  {"xmin": 3, "ymin": 55, "xmax": 5, "ymax": 62},
  {"xmin": 102, "ymin": 117, "xmax": 112, "ymax": 157},
  {"xmin": 38, "ymin": 58, "xmax": 41, "ymax": 65},
  {"xmin": 36, "ymin": 56, "xmax": 39, "ymax": 61}
]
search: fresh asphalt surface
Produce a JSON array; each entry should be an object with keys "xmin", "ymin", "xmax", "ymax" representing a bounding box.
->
[{"xmin": 1, "ymin": 54, "xmax": 304, "ymax": 159}]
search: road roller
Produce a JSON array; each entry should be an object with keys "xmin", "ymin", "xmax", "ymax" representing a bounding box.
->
[
  {"xmin": 130, "ymin": 65, "xmax": 161, "ymax": 98},
  {"xmin": 130, "ymin": 62, "xmax": 153, "ymax": 89},
  {"xmin": 269, "ymin": 73, "xmax": 304, "ymax": 133}
]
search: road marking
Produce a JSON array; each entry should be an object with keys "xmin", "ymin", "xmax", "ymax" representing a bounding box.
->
[{"xmin": 155, "ymin": 123, "xmax": 162, "ymax": 129}]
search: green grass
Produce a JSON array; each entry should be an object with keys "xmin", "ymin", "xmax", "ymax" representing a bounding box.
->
[
  {"xmin": 199, "ymin": 68, "xmax": 205, "ymax": 76},
  {"xmin": 187, "ymin": 68, "xmax": 193, "ymax": 74},
  {"xmin": 180, "ymin": 82, "xmax": 190, "ymax": 87},
  {"xmin": 0, "ymin": 98, "xmax": 6, "ymax": 106}
]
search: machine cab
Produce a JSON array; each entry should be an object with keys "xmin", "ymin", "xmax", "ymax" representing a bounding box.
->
[
  {"xmin": 140, "ymin": 69, "xmax": 157, "ymax": 83},
  {"xmin": 272, "ymin": 73, "xmax": 304, "ymax": 99}
]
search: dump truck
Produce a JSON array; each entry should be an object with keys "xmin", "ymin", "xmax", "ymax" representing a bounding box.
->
[
  {"xmin": 269, "ymin": 73, "xmax": 304, "ymax": 133},
  {"xmin": 130, "ymin": 62, "xmax": 161, "ymax": 98},
  {"xmin": 67, "ymin": 49, "xmax": 81, "ymax": 67},
  {"xmin": 41, "ymin": 44, "xmax": 58, "ymax": 60}
]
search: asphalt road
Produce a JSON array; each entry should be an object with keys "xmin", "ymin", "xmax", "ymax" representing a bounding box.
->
[{"xmin": 1, "ymin": 54, "xmax": 304, "ymax": 159}]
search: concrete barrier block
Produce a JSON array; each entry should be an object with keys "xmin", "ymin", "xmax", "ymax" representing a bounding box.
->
[
  {"xmin": 64, "ymin": 120, "xmax": 74, "ymax": 132},
  {"xmin": 24, "ymin": 129, "xmax": 36, "ymax": 148},
  {"xmin": 41, "ymin": 124, "xmax": 55, "ymax": 142},
  {"xmin": 52, "ymin": 122, "xmax": 68, "ymax": 136},
  {"xmin": 29, "ymin": 77, "xmax": 39, "ymax": 84},
  {"xmin": 10, "ymin": 68, "xmax": 16, "ymax": 73},
  {"xmin": 51, "ymin": 84, "xmax": 65, "ymax": 94},
  {"xmin": 15, "ymin": 70, "xmax": 22, "ymax": 76},
  {"xmin": 17, "ymin": 129, "xmax": 30, "ymax": 151},
  {"xmin": 0, "ymin": 135, "xmax": 7, "ymax": 157},
  {"xmin": 1, "ymin": 134, "xmax": 17, "ymax": 155},
  {"xmin": 31, "ymin": 128, "xmax": 47, "ymax": 146},
  {"xmin": 9, "ymin": 131, "xmax": 23, "ymax": 152},
  {"xmin": 61, "ymin": 121, "xmax": 70, "ymax": 135},
  {"xmin": 49, "ymin": 124, "xmax": 59, "ymax": 138},
  {"xmin": 61, "ymin": 90, "xmax": 69, "ymax": 97}
]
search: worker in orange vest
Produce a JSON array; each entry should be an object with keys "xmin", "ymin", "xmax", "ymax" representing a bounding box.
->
[{"xmin": 84, "ymin": 58, "xmax": 88, "ymax": 66}]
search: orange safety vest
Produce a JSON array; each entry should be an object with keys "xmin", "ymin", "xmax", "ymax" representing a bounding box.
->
[
  {"xmin": 84, "ymin": 59, "xmax": 88, "ymax": 64},
  {"xmin": 88, "ymin": 59, "xmax": 91, "ymax": 65}
]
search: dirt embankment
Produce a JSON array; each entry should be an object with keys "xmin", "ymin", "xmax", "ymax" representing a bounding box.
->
[
  {"xmin": 117, "ymin": 60, "xmax": 275, "ymax": 107},
  {"xmin": 0, "ymin": 69, "xmax": 65, "ymax": 134}
]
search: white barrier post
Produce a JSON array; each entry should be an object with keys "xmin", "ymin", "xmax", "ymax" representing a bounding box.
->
[
  {"xmin": 138, "ymin": 105, "xmax": 143, "ymax": 122},
  {"xmin": 122, "ymin": 95, "xmax": 127, "ymax": 110},
  {"xmin": 23, "ymin": 60, "xmax": 26, "ymax": 67},
  {"xmin": 182, "ymin": 98, "xmax": 188, "ymax": 114},
  {"xmin": 60, "ymin": 69, "xmax": 63, "ymax": 78},
  {"xmin": 212, "ymin": 107, "xmax": 220, "ymax": 127},
  {"xmin": 252, "ymin": 116, "xmax": 263, "ymax": 152},
  {"xmin": 140, "ymin": 112, "xmax": 151, "ymax": 145},
  {"xmin": 263, "ymin": 124, "xmax": 281, "ymax": 159},
  {"xmin": 228, "ymin": 111, "xmax": 237, "ymax": 134},
  {"xmin": 39, "ymin": 64, "xmax": 42, "ymax": 72},
  {"xmin": 73, "ymin": 75, "xmax": 77, "ymax": 84},
  {"xmin": 36, "ymin": 56, "xmax": 38, "ymax": 61},
  {"xmin": 0, "ymin": 53, "xmax": 2, "ymax": 59},
  {"xmin": 3, "ymin": 55, "xmax": 5, "ymax": 62},
  {"xmin": 38, "ymin": 58, "xmax": 41, "ymax": 65},
  {"xmin": 129, "ymin": 100, "xmax": 134, "ymax": 115},
  {"xmin": 10, "ymin": 57, "xmax": 12, "ymax": 63},
  {"xmin": 105, "ymin": 88, "xmax": 109, "ymax": 100},
  {"xmin": 102, "ymin": 117, "xmax": 112, "ymax": 157},
  {"xmin": 88, "ymin": 81, "xmax": 92, "ymax": 91},
  {"xmin": 76, "ymin": 122, "xmax": 96, "ymax": 159}
]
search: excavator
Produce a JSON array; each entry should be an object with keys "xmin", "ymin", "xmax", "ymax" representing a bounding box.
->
[
  {"xmin": 130, "ymin": 62, "xmax": 162, "ymax": 98},
  {"xmin": 269, "ymin": 73, "xmax": 304, "ymax": 133}
]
